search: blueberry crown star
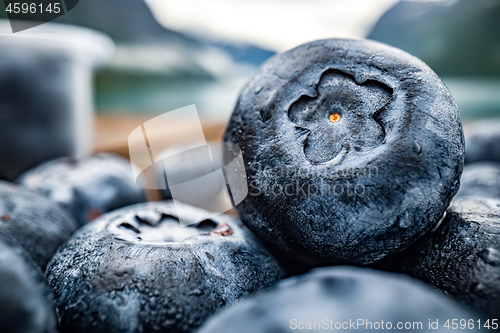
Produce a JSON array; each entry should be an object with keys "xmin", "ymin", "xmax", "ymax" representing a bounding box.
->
[{"xmin": 288, "ymin": 69, "xmax": 392, "ymax": 164}]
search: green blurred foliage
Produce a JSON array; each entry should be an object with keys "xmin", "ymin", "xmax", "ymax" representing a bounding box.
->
[{"xmin": 369, "ymin": 0, "xmax": 500, "ymax": 77}]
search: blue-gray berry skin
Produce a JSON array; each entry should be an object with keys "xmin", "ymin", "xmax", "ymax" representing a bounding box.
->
[
  {"xmin": 46, "ymin": 201, "xmax": 283, "ymax": 333},
  {"xmin": 224, "ymin": 38, "xmax": 464, "ymax": 267},
  {"xmin": 377, "ymin": 197, "xmax": 500, "ymax": 319},
  {"xmin": 199, "ymin": 266, "xmax": 478, "ymax": 333},
  {"xmin": 455, "ymin": 162, "xmax": 500, "ymax": 199},
  {"xmin": 465, "ymin": 121, "xmax": 500, "ymax": 164},
  {"xmin": 0, "ymin": 236, "xmax": 57, "ymax": 333},
  {"xmin": 0, "ymin": 181, "xmax": 78, "ymax": 270},
  {"xmin": 18, "ymin": 153, "xmax": 147, "ymax": 227}
]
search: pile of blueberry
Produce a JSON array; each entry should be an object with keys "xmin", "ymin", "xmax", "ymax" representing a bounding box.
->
[{"xmin": 1, "ymin": 39, "xmax": 499, "ymax": 333}]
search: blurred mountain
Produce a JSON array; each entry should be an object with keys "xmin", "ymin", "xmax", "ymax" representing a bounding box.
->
[
  {"xmin": 0, "ymin": 0, "xmax": 191, "ymax": 42},
  {"xmin": 368, "ymin": 0, "xmax": 500, "ymax": 77},
  {"xmin": 1, "ymin": 0, "xmax": 274, "ymax": 66},
  {"xmin": 56, "ymin": 0, "xmax": 198, "ymax": 44}
]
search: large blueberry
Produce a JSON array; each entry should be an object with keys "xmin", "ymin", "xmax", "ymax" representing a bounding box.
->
[
  {"xmin": 455, "ymin": 162, "xmax": 500, "ymax": 199},
  {"xmin": 0, "ymin": 181, "xmax": 77, "ymax": 269},
  {"xmin": 225, "ymin": 38, "xmax": 464, "ymax": 267},
  {"xmin": 46, "ymin": 201, "xmax": 283, "ymax": 333},
  {"xmin": 465, "ymin": 121, "xmax": 500, "ymax": 164},
  {"xmin": 0, "ymin": 235, "xmax": 57, "ymax": 333},
  {"xmin": 377, "ymin": 197, "xmax": 500, "ymax": 319},
  {"xmin": 199, "ymin": 266, "xmax": 478, "ymax": 333},
  {"xmin": 18, "ymin": 153, "xmax": 147, "ymax": 227}
]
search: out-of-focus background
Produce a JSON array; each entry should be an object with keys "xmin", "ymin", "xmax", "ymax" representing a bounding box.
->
[{"xmin": 1, "ymin": 0, "xmax": 499, "ymax": 174}]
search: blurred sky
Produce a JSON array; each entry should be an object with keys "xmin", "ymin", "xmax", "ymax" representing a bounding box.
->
[{"xmin": 145, "ymin": 0, "xmax": 400, "ymax": 51}]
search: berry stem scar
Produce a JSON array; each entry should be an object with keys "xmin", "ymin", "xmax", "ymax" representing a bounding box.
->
[{"xmin": 329, "ymin": 113, "xmax": 341, "ymax": 123}]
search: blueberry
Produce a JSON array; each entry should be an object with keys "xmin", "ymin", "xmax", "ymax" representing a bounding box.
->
[
  {"xmin": 198, "ymin": 266, "xmax": 478, "ymax": 333},
  {"xmin": 377, "ymin": 197, "xmax": 500, "ymax": 319},
  {"xmin": 465, "ymin": 121, "xmax": 500, "ymax": 164},
  {"xmin": 455, "ymin": 162, "xmax": 500, "ymax": 199},
  {"xmin": 46, "ymin": 201, "xmax": 283, "ymax": 333},
  {"xmin": 0, "ymin": 181, "xmax": 77, "ymax": 269},
  {"xmin": 18, "ymin": 153, "xmax": 147, "ymax": 227},
  {"xmin": 225, "ymin": 38, "xmax": 464, "ymax": 267},
  {"xmin": 0, "ymin": 235, "xmax": 57, "ymax": 333}
]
